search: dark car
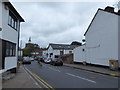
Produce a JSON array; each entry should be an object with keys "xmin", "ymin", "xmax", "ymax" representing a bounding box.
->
[{"xmin": 50, "ymin": 58, "xmax": 63, "ymax": 66}]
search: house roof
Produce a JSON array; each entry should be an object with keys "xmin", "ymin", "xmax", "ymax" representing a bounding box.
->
[
  {"xmin": 3, "ymin": 0, "xmax": 25, "ymax": 22},
  {"xmin": 48, "ymin": 43, "xmax": 79, "ymax": 50},
  {"xmin": 84, "ymin": 6, "xmax": 120, "ymax": 36}
]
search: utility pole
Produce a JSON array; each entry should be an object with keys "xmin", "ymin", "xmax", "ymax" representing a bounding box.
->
[{"xmin": 20, "ymin": 40, "xmax": 22, "ymax": 61}]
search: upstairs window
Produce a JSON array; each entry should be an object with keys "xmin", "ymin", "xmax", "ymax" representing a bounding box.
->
[{"xmin": 8, "ymin": 11, "xmax": 18, "ymax": 30}]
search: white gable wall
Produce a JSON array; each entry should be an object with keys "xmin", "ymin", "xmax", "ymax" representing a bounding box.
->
[{"xmin": 85, "ymin": 10, "xmax": 118, "ymax": 66}]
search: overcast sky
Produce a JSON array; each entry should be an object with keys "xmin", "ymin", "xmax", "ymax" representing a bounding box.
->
[{"xmin": 10, "ymin": 0, "xmax": 118, "ymax": 48}]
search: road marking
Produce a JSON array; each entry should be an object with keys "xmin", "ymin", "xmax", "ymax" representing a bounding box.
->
[
  {"xmin": 24, "ymin": 67, "xmax": 55, "ymax": 90},
  {"xmin": 33, "ymin": 73, "xmax": 55, "ymax": 90},
  {"xmin": 48, "ymin": 67, "xmax": 61, "ymax": 72},
  {"xmin": 23, "ymin": 67, "xmax": 41, "ymax": 88},
  {"xmin": 25, "ymin": 67, "xmax": 50, "ymax": 89},
  {"xmin": 66, "ymin": 73, "xmax": 96, "ymax": 83}
]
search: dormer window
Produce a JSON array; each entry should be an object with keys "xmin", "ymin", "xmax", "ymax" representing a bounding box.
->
[{"xmin": 8, "ymin": 11, "xmax": 18, "ymax": 30}]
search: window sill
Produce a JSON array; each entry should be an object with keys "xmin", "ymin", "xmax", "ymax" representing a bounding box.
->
[{"xmin": 8, "ymin": 24, "xmax": 17, "ymax": 31}]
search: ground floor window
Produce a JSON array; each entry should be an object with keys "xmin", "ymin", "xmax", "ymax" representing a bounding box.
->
[
  {"xmin": 2, "ymin": 39, "xmax": 16, "ymax": 69},
  {"xmin": 4, "ymin": 40, "xmax": 16, "ymax": 57}
]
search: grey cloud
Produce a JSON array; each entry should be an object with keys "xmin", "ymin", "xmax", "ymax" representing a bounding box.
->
[{"xmin": 12, "ymin": 2, "xmax": 115, "ymax": 48}]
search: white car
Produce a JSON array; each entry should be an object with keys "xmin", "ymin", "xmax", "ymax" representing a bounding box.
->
[
  {"xmin": 44, "ymin": 58, "xmax": 52, "ymax": 64},
  {"xmin": 22, "ymin": 57, "xmax": 31, "ymax": 64}
]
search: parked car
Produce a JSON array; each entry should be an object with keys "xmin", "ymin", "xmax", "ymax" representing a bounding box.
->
[
  {"xmin": 44, "ymin": 57, "xmax": 52, "ymax": 64},
  {"xmin": 29, "ymin": 57, "xmax": 34, "ymax": 61},
  {"xmin": 50, "ymin": 58, "xmax": 63, "ymax": 66},
  {"xmin": 22, "ymin": 57, "xmax": 31, "ymax": 64},
  {"xmin": 38, "ymin": 56, "xmax": 45, "ymax": 62}
]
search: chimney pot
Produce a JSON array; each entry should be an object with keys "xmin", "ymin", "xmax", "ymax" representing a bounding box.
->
[{"xmin": 105, "ymin": 6, "xmax": 114, "ymax": 13}]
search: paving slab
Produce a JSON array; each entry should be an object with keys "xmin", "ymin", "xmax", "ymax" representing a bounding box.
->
[{"xmin": 2, "ymin": 65, "xmax": 40, "ymax": 88}]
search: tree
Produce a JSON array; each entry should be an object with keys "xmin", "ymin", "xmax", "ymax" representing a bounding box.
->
[
  {"xmin": 23, "ymin": 47, "xmax": 31, "ymax": 56},
  {"xmin": 71, "ymin": 41, "xmax": 82, "ymax": 46},
  {"xmin": 23, "ymin": 43, "xmax": 40, "ymax": 57}
]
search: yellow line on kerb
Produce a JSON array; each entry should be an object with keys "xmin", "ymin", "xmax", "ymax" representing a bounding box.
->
[
  {"xmin": 25, "ymin": 67, "xmax": 55, "ymax": 90},
  {"xmin": 33, "ymin": 73, "xmax": 54, "ymax": 89}
]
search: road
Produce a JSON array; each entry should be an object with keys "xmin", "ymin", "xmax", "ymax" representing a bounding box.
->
[{"xmin": 24, "ymin": 61, "xmax": 119, "ymax": 88}]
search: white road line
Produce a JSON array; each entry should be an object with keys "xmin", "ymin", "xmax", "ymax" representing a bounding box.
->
[
  {"xmin": 66, "ymin": 73, "xmax": 96, "ymax": 83},
  {"xmin": 48, "ymin": 67, "xmax": 61, "ymax": 72},
  {"xmin": 23, "ymin": 66, "xmax": 42, "ymax": 88}
]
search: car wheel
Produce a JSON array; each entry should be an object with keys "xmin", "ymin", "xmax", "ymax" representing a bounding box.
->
[{"xmin": 60, "ymin": 63, "xmax": 63, "ymax": 66}]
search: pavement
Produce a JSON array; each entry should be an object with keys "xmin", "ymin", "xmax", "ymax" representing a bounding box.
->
[
  {"xmin": 2, "ymin": 64, "xmax": 40, "ymax": 88},
  {"xmin": 63, "ymin": 63, "xmax": 120, "ymax": 77}
]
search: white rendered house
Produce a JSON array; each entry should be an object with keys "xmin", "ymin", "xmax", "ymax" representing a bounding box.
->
[
  {"xmin": 47, "ymin": 43, "xmax": 79, "ymax": 58},
  {"xmin": 0, "ymin": 1, "xmax": 24, "ymax": 73},
  {"xmin": 84, "ymin": 6, "xmax": 119, "ymax": 67}
]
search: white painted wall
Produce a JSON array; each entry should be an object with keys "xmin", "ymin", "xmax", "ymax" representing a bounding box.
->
[
  {"xmin": 1, "ymin": 3, "xmax": 19, "ymax": 71},
  {"xmin": 47, "ymin": 45, "xmax": 73, "ymax": 58},
  {"xmin": 2, "ymin": 4, "xmax": 18, "ymax": 43},
  {"xmin": 73, "ymin": 45, "xmax": 86, "ymax": 63},
  {"xmin": 5, "ymin": 57, "xmax": 17, "ymax": 71},
  {"xmin": 85, "ymin": 10, "xmax": 118, "ymax": 66}
]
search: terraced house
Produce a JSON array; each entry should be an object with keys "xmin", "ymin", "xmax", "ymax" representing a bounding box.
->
[{"xmin": 0, "ymin": 0, "xmax": 24, "ymax": 73}]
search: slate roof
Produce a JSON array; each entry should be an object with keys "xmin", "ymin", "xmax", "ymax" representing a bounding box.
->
[{"xmin": 48, "ymin": 43, "xmax": 79, "ymax": 50}]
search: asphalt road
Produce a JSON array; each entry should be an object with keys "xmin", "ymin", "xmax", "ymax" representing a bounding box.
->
[{"xmin": 24, "ymin": 61, "xmax": 119, "ymax": 88}]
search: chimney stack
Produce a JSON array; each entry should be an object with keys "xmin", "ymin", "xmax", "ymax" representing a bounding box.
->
[
  {"xmin": 104, "ymin": 6, "xmax": 114, "ymax": 13},
  {"xmin": 118, "ymin": 10, "xmax": 120, "ymax": 15}
]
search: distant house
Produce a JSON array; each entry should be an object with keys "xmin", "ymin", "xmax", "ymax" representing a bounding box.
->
[
  {"xmin": 83, "ymin": 6, "xmax": 119, "ymax": 68},
  {"xmin": 0, "ymin": 1, "xmax": 24, "ymax": 73},
  {"xmin": 47, "ymin": 43, "xmax": 79, "ymax": 58}
]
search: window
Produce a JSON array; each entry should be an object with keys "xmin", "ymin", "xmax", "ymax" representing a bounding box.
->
[
  {"xmin": 69, "ymin": 51, "xmax": 72, "ymax": 54},
  {"xmin": 8, "ymin": 11, "xmax": 18, "ymax": 30},
  {"xmin": 60, "ymin": 51, "xmax": 64, "ymax": 55},
  {"xmin": 6, "ymin": 42, "xmax": 10, "ymax": 56},
  {"xmin": 4, "ymin": 40, "xmax": 16, "ymax": 57}
]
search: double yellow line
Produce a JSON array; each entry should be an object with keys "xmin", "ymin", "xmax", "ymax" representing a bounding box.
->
[{"xmin": 25, "ymin": 67, "xmax": 55, "ymax": 90}]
